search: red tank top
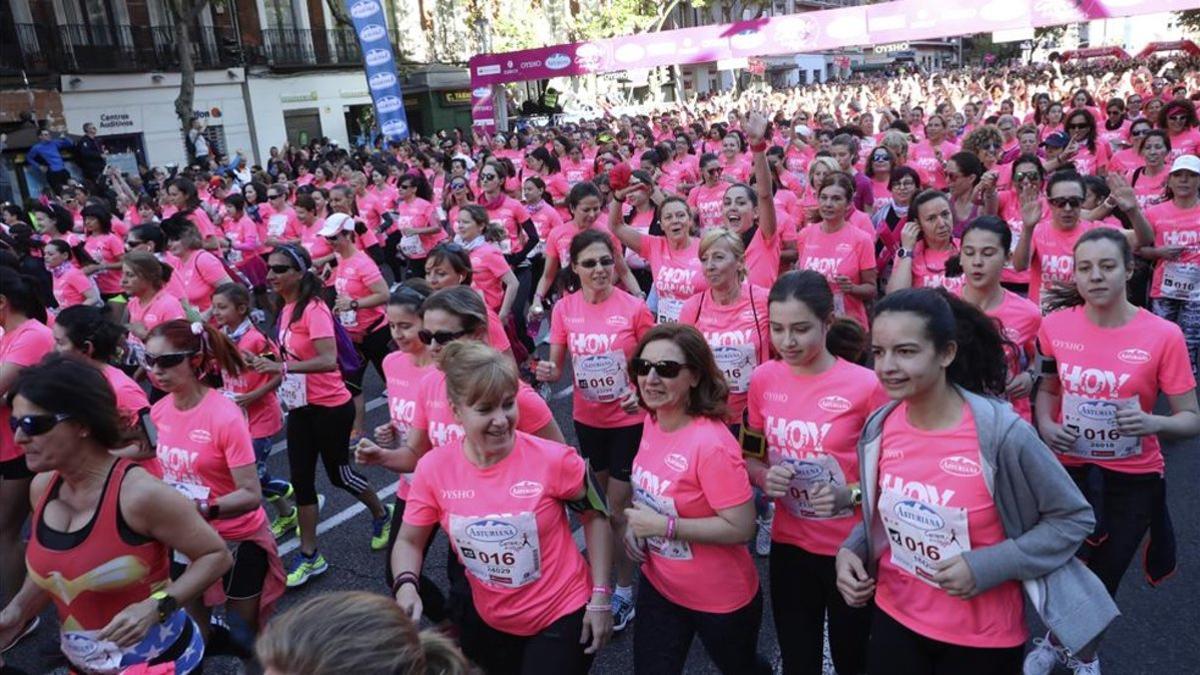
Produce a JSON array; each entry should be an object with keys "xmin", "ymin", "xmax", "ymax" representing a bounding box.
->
[{"xmin": 26, "ymin": 459, "xmax": 170, "ymax": 632}]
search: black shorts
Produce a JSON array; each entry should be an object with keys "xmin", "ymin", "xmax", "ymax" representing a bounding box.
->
[
  {"xmin": 172, "ymin": 540, "xmax": 268, "ymax": 600},
  {"xmin": 573, "ymin": 421, "xmax": 642, "ymax": 481},
  {"xmin": 0, "ymin": 456, "xmax": 34, "ymax": 480}
]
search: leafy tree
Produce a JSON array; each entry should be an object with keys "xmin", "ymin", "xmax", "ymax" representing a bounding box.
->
[{"xmin": 165, "ymin": 0, "xmax": 211, "ymax": 162}]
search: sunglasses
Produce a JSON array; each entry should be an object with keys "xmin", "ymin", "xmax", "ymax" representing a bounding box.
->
[
  {"xmin": 1067, "ymin": 123, "xmax": 1091, "ymax": 130},
  {"xmin": 1049, "ymin": 196, "xmax": 1083, "ymax": 209},
  {"xmin": 982, "ymin": 143, "xmax": 1003, "ymax": 152},
  {"xmin": 945, "ymin": 172, "xmax": 963, "ymax": 180},
  {"xmin": 9, "ymin": 413, "xmax": 72, "ymax": 436},
  {"xmin": 480, "ymin": 174, "xmax": 499, "ymax": 181},
  {"xmin": 892, "ymin": 179, "xmax": 917, "ymax": 188},
  {"xmin": 705, "ymin": 168, "xmax": 722, "ymax": 175},
  {"xmin": 268, "ymin": 264, "xmax": 297, "ymax": 274},
  {"xmin": 141, "ymin": 351, "xmax": 195, "ymax": 369},
  {"xmin": 1014, "ymin": 171, "xmax": 1041, "ymax": 182},
  {"xmin": 630, "ymin": 358, "xmax": 686, "ymax": 378},
  {"xmin": 417, "ymin": 329, "xmax": 469, "ymax": 346},
  {"xmin": 576, "ymin": 256, "xmax": 615, "ymax": 269},
  {"xmin": 268, "ymin": 194, "xmax": 284, "ymax": 199},
  {"xmin": 125, "ymin": 239, "xmax": 143, "ymax": 248},
  {"xmin": 871, "ymin": 153, "xmax": 890, "ymax": 162},
  {"xmin": 399, "ymin": 184, "xmax": 415, "ymax": 190},
  {"xmin": 1131, "ymin": 128, "xmax": 1151, "ymax": 137},
  {"xmin": 450, "ymin": 182, "xmax": 468, "ymax": 190}
]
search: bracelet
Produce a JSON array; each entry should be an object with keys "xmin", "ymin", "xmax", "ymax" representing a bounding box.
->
[
  {"xmin": 281, "ymin": 361, "xmax": 288, "ymax": 376},
  {"xmin": 591, "ymin": 585, "xmax": 611, "ymax": 596},
  {"xmin": 749, "ymin": 140, "xmax": 769, "ymax": 153},
  {"xmin": 391, "ymin": 571, "xmax": 419, "ymax": 596},
  {"xmin": 585, "ymin": 604, "xmax": 611, "ymax": 613},
  {"xmin": 665, "ymin": 516, "xmax": 677, "ymax": 540}
]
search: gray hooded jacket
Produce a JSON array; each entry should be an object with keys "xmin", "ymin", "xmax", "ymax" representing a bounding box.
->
[{"xmin": 842, "ymin": 387, "xmax": 1118, "ymax": 654}]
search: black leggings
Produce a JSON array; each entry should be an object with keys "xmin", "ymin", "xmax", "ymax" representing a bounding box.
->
[
  {"xmin": 285, "ymin": 400, "xmax": 368, "ymax": 505},
  {"xmin": 867, "ymin": 609, "xmax": 1023, "ymax": 675},
  {"xmin": 633, "ymin": 578, "xmax": 771, "ymax": 675},
  {"xmin": 170, "ymin": 540, "xmax": 268, "ymax": 600},
  {"xmin": 346, "ymin": 321, "xmax": 391, "ymax": 395},
  {"xmin": 770, "ymin": 542, "xmax": 871, "ymax": 675},
  {"xmin": 459, "ymin": 604, "xmax": 593, "ymax": 675},
  {"xmin": 1068, "ymin": 465, "xmax": 1162, "ymax": 596}
]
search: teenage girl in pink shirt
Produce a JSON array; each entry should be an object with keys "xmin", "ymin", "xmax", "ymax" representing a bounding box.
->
[
  {"xmin": 623, "ymin": 323, "xmax": 766, "ymax": 674},
  {"xmin": 1027, "ymin": 229, "xmax": 1200, "ymax": 674},
  {"xmin": 744, "ymin": 270, "xmax": 886, "ymax": 675},
  {"xmin": 795, "ymin": 172, "xmax": 878, "ymax": 327},
  {"xmin": 1141, "ymin": 156, "xmax": 1200, "ymax": 379},
  {"xmin": 837, "ymin": 287, "xmax": 1113, "ymax": 675},
  {"xmin": 393, "ymin": 340, "xmax": 612, "ymax": 674}
]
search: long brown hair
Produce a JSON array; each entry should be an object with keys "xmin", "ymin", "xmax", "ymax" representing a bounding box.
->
[{"xmin": 630, "ymin": 323, "xmax": 729, "ymax": 420}]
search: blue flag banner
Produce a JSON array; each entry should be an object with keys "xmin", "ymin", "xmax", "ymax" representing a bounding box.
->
[{"xmin": 346, "ymin": 0, "xmax": 410, "ymax": 140}]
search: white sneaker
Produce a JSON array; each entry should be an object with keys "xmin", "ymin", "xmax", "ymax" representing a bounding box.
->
[
  {"xmin": 1023, "ymin": 635, "xmax": 1066, "ymax": 675},
  {"xmin": 1066, "ymin": 655, "xmax": 1101, "ymax": 675},
  {"xmin": 754, "ymin": 503, "xmax": 774, "ymax": 557}
]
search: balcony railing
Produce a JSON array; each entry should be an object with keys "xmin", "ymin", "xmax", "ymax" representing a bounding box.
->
[
  {"xmin": 1, "ymin": 22, "xmax": 240, "ymax": 76},
  {"xmin": 251, "ymin": 28, "xmax": 364, "ymax": 68}
]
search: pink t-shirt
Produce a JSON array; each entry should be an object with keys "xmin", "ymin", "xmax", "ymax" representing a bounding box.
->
[
  {"xmin": 403, "ymin": 432, "xmax": 591, "ymax": 636},
  {"xmin": 222, "ymin": 327, "xmax": 283, "ymax": 439},
  {"xmin": 261, "ymin": 206, "xmax": 303, "ymax": 244},
  {"xmin": 176, "ymin": 250, "xmax": 228, "ymax": 313},
  {"xmin": 0, "ymin": 320, "xmax": 54, "ymax": 462},
  {"xmin": 747, "ymin": 358, "xmax": 886, "ymax": 555},
  {"xmin": 631, "ymin": 415, "xmax": 757, "ymax": 613},
  {"xmin": 84, "ymin": 232, "xmax": 124, "ymax": 295},
  {"xmin": 910, "ymin": 140, "xmax": 959, "ymax": 189},
  {"xmin": 1038, "ymin": 307, "xmax": 1195, "ymax": 475},
  {"xmin": 393, "ymin": 198, "xmax": 444, "ymax": 256},
  {"xmin": 1145, "ymin": 200, "xmax": 1200, "ymax": 299},
  {"xmin": 910, "ymin": 242, "xmax": 964, "ymax": 294},
  {"xmin": 153, "ymin": 389, "xmax": 268, "ymax": 540},
  {"xmin": 796, "ymin": 222, "xmax": 876, "ymax": 327},
  {"xmin": 639, "ymin": 236, "xmax": 706, "ymax": 323},
  {"xmin": 186, "ymin": 208, "xmax": 218, "ymax": 239},
  {"xmin": 1069, "ymin": 143, "xmax": 1110, "ymax": 176},
  {"xmin": 383, "ymin": 352, "xmax": 435, "ymax": 499},
  {"xmin": 874, "ymin": 403, "xmax": 1027, "ymax": 648},
  {"xmin": 485, "ymin": 197, "xmax": 532, "ymax": 255},
  {"xmin": 52, "ymin": 266, "xmax": 94, "ymax": 309},
  {"xmin": 561, "ymin": 157, "xmax": 594, "ymax": 185},
  {"xmin": 678, "ymin": 283, "xmax": 771, "ymax": 422},
  {"xmin": 687, "ymin": 183, "xmax": 726, "ymax": 231},
  {"xmin": 549, "ymin": 289, "xmax": 653, "ymax": 428},
  {"xmin": 221, "ymin": 214, "xmax": 261, "ymax": 265},
  {"xmin": 103, "ymin": 364, "xmax": 150, "ymax": 429},
  {"xmin": 485, "ymin": 306, "xmax": 512, "ymax": 353},
  {"xmin": 332, "ymin": 251, "xmax": 386, "ymax": 340},
  {"xmin": 1027, "ymin": 219, "xmax": 1109, "ymax": 311},
  {"xmin": 468, "ymin": 243, "xmax": 512, "ymax": 313},
  {"xmin": 527, "ymin": 203, "xmax": 564, "ymax": 242},
  {"xmin": 544, "ymin": 222, "xmax": 621, "ymax": 267},
  {"xmin": 985, "ymin": 290, "xmax": 1042, "ymax": 422},
  {"xmin": 743, "ymin": 225, "xmax": 782, "ymax": 290},
  {"xmin": 410, "ymin": 369, "xmax": 553, "ymax": 451},
  {"xmin": 279, "ymin": 300, "xmax": 352, "ymax": 407},
  {"xmin": 127, "ymin": 291, "xmax": 186, "ymax": 333},
  {"xmin": 1166, "ymin": 129, "xmax": 1200, "ymax": 162},
  {"xmin": 1129, "ymin": 167, "xmax": 1169, "ymax": 209}
]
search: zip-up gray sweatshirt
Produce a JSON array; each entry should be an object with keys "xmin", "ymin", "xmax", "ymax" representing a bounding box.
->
[{"xmin": 842, "ymin": 387, "xmax": 1118, "ymax": 654}]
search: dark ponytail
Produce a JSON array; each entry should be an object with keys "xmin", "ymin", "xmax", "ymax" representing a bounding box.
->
[
  {"xmin": 54, "ymin": 305, "xmax": 127, "ymax": 363},
  {"xmin": 873, "ymin": 288, "xmax": 1011, "ymax": 397},
  {"xmin": 0, "ymin": 265, "xmax": 48, "ymax": 324},
  {"xmin": 768, "ymin": 270, "xmax": 867, "ymax": 362}
]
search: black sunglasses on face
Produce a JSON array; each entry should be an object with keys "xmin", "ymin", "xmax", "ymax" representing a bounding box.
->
[
  {"xmin": 9, "ymin": 413, "xmax": 72, "ymax": 436},
  {"xmin": 1067, "ymin": 123, "xmax": 1090, "ymax": 130},
  {"xmin": 1049, "ymin": 196, "xmax": 1083, "ymax": 209},
  {"xmin": 1014, "ymin": 171, "xmax": 1041, "ymax": 182},
  {"xmin": 577, "ymin": 257, "xmax": 615, "ymax": 269},
  {"xmin": 480, "ymin": 174, "xmax": 499, "ymax": 181},
  {"xmin": 418, "ymin": 329, "xmax": 469, "ymax": 346},
  {"xmin": 630, "ymin": 358, "xmax": 686, "ymax": 378},
  {"xmin": 1131, "ymin": 128, "xmax": 1150, "ymax": 137},
  {"xmin": 141, "ymin": 351, "xmax": 195, "ymax": 369},
  {"xmin": 268, "ymin": 264, "xmax": 297, "ymax": 274}
]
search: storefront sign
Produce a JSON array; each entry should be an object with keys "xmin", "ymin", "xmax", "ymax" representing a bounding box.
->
[
  {"xmin": 97, "ymin": 110, "xmax": 142, "ymax": 134},
  {"xmin": 281, "ymin": 92, "xmax": 319, "ymax": 103},
  {"xmin": 442, "ymin": 90, "xmax": 472, "ymax": 106}
]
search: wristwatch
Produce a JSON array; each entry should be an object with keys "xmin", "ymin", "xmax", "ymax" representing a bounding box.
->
[
  {"xmin": 350, "ymin": 299, "xmax": 359, "ymax": 310},
  {"xmin": 895, "ymin": 247, "xmax": 912, "ymax": 259},
  {"xmin": 150, "ymin": 590, "xmax": 178, "ymax": 624},
  {"xmin": 849, "ymin": 486, "xmax": 864, "ymax": 506}
]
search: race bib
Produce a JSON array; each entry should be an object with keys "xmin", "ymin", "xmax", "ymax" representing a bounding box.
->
[
  {"xmin": 574, "ymin": 351, "xmax": 629, "ymax": 403},
  {"xmin": 770, "ymin": 452, "xmax": 850, "ymax": 519},
  {"xmin": 712, "ymin": 343, "xmax": 756, "ymax": 394},
  {"xmin": 267, "ymin": 214, "xmax": 287, "ymax": 237},
  {"xmin": 278, "ymin": 372, "xmax": 308, "ymax": 410},
  {"xmin": 338, "ymin": 309, "xmax": 359, "ymax": 328},
  {"xmin": 449, "ymin": 512, "xmax": 542, "ymax": 588},
  {"xmin": 165, "ymin": 479, "xmax": 210, "ymax": 501},
  {"xmin": 228, "ymin": 248, "xmax": 243, "ymax": 264},
  {"xmin": 633, "ymin": 487, "xmax": 693, "ymax": 561},
  {"xmin": 1061, "ymin": 393, "xmax": 1143, "ymax": 460},
  {"xmin": 833, "ymin": 291, "xmax": 847, "ymax": 317},
  {"xmin": 399, "ymin": 233, "xmax": 425, "ymax": 257},
  {"xmin": 1160, "ymin": 262, "xmax": 1200, "ymax": 302},
  {"xmin": 878, "ymin": 490, "xmax": 970, "ymax": 587},
  {"xmin": 656, "ymin": 296, "xmax": 685, "ymax": 323},
  {"xmin": 60, "ymin": 631, "xmax": 124, "ymax": 674}
]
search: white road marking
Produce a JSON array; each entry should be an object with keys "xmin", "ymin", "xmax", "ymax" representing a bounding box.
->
[{"xmin": 278, "ymin": 480, "xmax": 400, "ymax": 557}]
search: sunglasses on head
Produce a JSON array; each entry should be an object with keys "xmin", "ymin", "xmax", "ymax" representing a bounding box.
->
[
  {"xmin": 417, "ymin": 328, "xmax": 468, "ymax": 346},
  {"xmin": 576, "ymin": 256, "xmax": 615, "ymax": 269},
  {"xmin": 141, "ymin": 351, "xmax": 195, "ymax": 369},
  {"xmin": 268, "ymin": 264, "xmax": 297, "ymax": 274},
  {"xmin": 9, "ymin": 413, "xmax": 72, "ymax": 437},
  {"xmin": 1049, "ymin": 196, "xmax": 1083, "ymax": 209},
  {"xmin": 630, "ymin": 358, "xmax": 686, "ymax": 378}
]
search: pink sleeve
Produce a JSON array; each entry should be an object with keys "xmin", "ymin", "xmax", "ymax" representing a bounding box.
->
[
  {"xmin": 410, "ymin": 376, "xmax": 431, "ymax": 432},
  {"xmin": 746, "ymin": 370, "xmax": 765, "ymax": 430},
  {"xmin": 305, "ymin": 302, "xmax": 336, "ymax": 341},
  {"xmin": 679, "ymin": 294, "xmax": 702, "ymax": 326},
  {"xmin": 857, "ymin": 233, "xmax": 875, "ymax": 272},
  {"xmin": 402, "ymin": 458, "xmax": 442, "ymax": 527},
  {"xmin": 483, "ymin": 249, "xmax": 511, "ymax": 278},
  {"xmin": 638, "ymin": 233, "xmax": 662, "ymax": 262},
  {"xmin": 549, "ymin": 301, "xmax": 567, "ymax": 345},
  {"xmin": 196, "ymin": 252, "xmax": 228, "ymax": 285},
  {"xmin": 633, "ymin": 301, "xmax": 654, "ymax": 339},
  {"xmin": 220, "ymin": 409, "xmax": 257, "ymax": 470},
  {"xmin": 696, "ymin": 434, "xmax": 754, "ymax": 511},
  {"xmin": 546, "ymin": 229, "xmax": 563, "ymax": 261},
  {"xmin": 486, "ymin": 310, "xmax": 511, "ymax": 351},
  {"xmin": 163, "ymin": 298, "xmax": 187, "ymax": 321},
  {"xmin": 106, "ymin": 237, "xmax": 124, "ymax": 259},
  {"xmin": 1036, "ymin": 322, "xmax": 1055, "ymax": 359},
  {"xmin": 1158, "ymin": 324, "xmax": 1198, "ymax": 396},
  {"xmin": 68, "ymin": 274, "xmax": 91, "ymax": 296},
  {"xmin": 512, "ymin": 202, "xmax": 531, "ymax": 224},
  {"xmin": 6, "ymin": 329, "xmax": 52, "ymax": 366},
  {"xmin": 548, "ymin": 442, "xmax": 586, "ymax": 500},
  {"xmin": 516, "ymin": 385, "xmax": 554, "ymax": 432},
  {"xmin": 360, "ymin": 256, "xmax": 384, "ymax": 285}
]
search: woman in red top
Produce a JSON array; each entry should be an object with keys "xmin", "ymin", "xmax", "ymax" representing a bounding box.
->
[{"xmin": 0, "ymin": 355, "xmax": 230, "ymax": 673}]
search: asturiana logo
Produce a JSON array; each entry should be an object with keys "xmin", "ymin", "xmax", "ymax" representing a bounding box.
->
[
  {"xmin": 664, "ymin": 453, "xmax": 689, "ymax": 472},
  {"xmin": 818, "ymin": 395, "xmax": 851, "ymax": 413},
  {"xmin": 1118, "ymin": 348, "xmax": 1150, "ymax": 365},
  {"xmin": 465, "ymin": 519, "xmax": 518, "ymax": 542},
  {"xmin": 1077, "ymin": 400, "xmax": 1118, "ymax": 421},
  {"xmin": 894, "ymin": 500, "xmax": 944, "ymax": 531},
  {"xmin": 364, "ymin": 49, "xmax": 391, "ymax": 67},
  {"xmin": 381, "ymin": 119, "xmax": 408, "ymax": 137},
  {"xmin": 375, "ymin": 96, "xmax": 402, "ymax": 113},
  {"xmin": 472, "ymin": 86, "xmax": 491, "ymax": 98},
  {"xmin": 509, "ymin": 481, "xmax": 544, "ymax": 498},
  {"xmin": 350, "ymin": 0, "xmax": 381, "ymax": 19},
  {"xmin": 939, "ymin": 456, "xmax": 982, "ymax": 477},
  {"xmin": 358, "ymin": 24, "xmax": 386, "ymax": 43},
  {"xmin": 791, "ymin": 460, "xmax": 827, "ymax": 480},
  {"xmin": 544, "ymin": 53, "xmax": 572, "ymax": 70},
  {"xmin": 368, "ymin": 72, "xmax": 396, "ymax": 90}
]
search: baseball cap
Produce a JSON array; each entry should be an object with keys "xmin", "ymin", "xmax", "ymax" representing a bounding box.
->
[
  {"xmin": 1041, "ymin": 131, "xmax": 1070, "ymax": 149},
  {"xmin": 316, "ymin": 212, "xmax": 356, "ymax": 237},
  {"xmin": 1170, "ymin": 154, "xmax": 1200, "ymax": 175}
]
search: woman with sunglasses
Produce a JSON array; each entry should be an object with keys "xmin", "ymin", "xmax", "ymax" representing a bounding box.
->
[
  {"xmin": 43, "ymin": 239, "xmax": 102, "ymax": 314},
  {"xmin": 611, "ymin": 193, "xmax": 705, "ymax": 324},
  {"xmin": 0, "ymin": 267, "xmax": 53, "ymax": 624},
  {"xmin": 536, "ymin": 229, "xmax": 653, "ymax": 631},
  {"xmin": 1026, "ymin": 229, "xmax": 1200, "ymax": 674},
  {"xmin": 622, "ymin": 323, "xmax": 765, "ymax": 674},
  {"xmin": 387, "ymin": 172, "xmax": 441, "ymax": 281},
  {"xmin": 1014, "ymin": 171, "xmax": 1152, "ymax": 312},
  {"xmin": 451, "ymin": 205, "xmax": 520, "ymax": 324},
  {"xmin": 442, "ymin": 175, "xmax": 476, "ymax": 228},
  {"xmin": 1141, "ymin": 155, "xmax": 1200, "ymax": 378},
  {"xmin": 144, "ymin": 319, "xmax": 286, "ymax": 640},
  {"xmin": 866, "ymin": 146, "xmax": 899, "ymax": 214},
  {"xmin": 995, "ymin": 154, "xmax": 1047, "ymax": 293},
  {"xmin": 479, "ymin": 161, "xmax": 541, "ymax": 263},
  {"xmin": 887, "ymin": 190, "xmax": 964, "ymax": 295},
  {"xmin": 796, "ymin": 172, "xmax": 877, "ymax": 328},
  {"xmin": 741, "ymin": 271, "xmax": 884, "ymax": 675},
  {"xmin": 160, "ymin": 215, "xmax": 232, "ymax": 317},
  {"xmin": 1126, "ymin": 130, "xmax": 1172, "ymax": 209},
  {"xmin": 0, "ymin": 355, "xmax": 230, "ymax": 672},
  {"xmin": 247, "ymin": 244, "xmax": 390, "ymax": 588},
  {"xmin": 942, "ymin": 151, "xmax": 990, "ymax": 239},
  {"xmin": 687, "ymin": 153, "xmax": 731, "ymax": 233},
  {"xmin": 1098, "ymin": 98, "xmax": 1130, "ymax": 154},
  {"xmin": 1061, "ymin": 109, "xmax": 1109, "ymax": 177},
  {"xmin": 393, "ymin": 339, "xmax": 611, "ymax": 674},
  {"xmin": 1159, "ymin": 100, "xmax": 1200, "ymax": 162},
  {"xmin": 259, "ymin": 184, "xmax": 303, "ymax": 250}
]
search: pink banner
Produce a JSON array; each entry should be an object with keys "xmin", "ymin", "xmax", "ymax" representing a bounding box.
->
[{"xmin": 471, "ymin": 85, "xmax": 496, "ymax": 133}]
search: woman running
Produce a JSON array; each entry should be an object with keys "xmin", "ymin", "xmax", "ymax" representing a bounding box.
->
[
  {"xmin": 161, "ymin": 215, "xmax": 232, "ymax": 317},
  {"xmin": 610, "ymin": 194, "xmax": 706, "ymax": 323},
  {"xmin": 43, "ymin": 239, "xmax": 101, "ymax": 314},
  {"xmin": 393, "ymin": 340, "xmax": 613, "ymax": 674},
  {"xmin": 795, "ymin": 172, "xmax": 877, "ymax": 327},
  {"xmin": 423, "ymin": 242, "xmax": 516, "ymax": 359},
  {"xmin": 80, "ymin": 204, "xmax": 125, "ymax": 308},
  {"xmin": 451, "ymin": 205, "xmax": 520, "ymax": 324},
  {"xmin": 1141, "ymin": 155, "xmax": 1200, "ymax": 378},
  {"xmin": 123, "ymin": 251, "xmax": 186, "ymax": 343},
  {"xmin": 624, "ymin": 324, "xmax": 767, "ymax": 674}
]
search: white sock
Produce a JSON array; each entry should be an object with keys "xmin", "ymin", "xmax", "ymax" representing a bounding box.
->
[{"xmin": 614, "ymin": 584, "xmax": 633, "ymax": 600}]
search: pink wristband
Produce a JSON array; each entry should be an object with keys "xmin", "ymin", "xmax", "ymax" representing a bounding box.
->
[
  {"xmin": 591, "ymin": 585, "xmax": 611, "ymax": 596},
  {"xmin": 665, "ymin": 516, "xmax": 677, "ymax": 540}
]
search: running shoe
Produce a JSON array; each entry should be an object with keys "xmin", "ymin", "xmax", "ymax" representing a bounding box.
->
[
  {"xmin": 285, "ymin": 551, "xmax": 328, "ymax": 588},
  {"xmin": 1022, "ymin": 634, "xmax": 1066, "ymax": 675},
  {"xmin": 264, "ymin": 479, "xmax": 294, "ymax": 503},
  {"xmin": 271, "ymin": 507, "xmax": 298, "ymax": 539},
  {"xmin": 0, "ymin": 615, "xmax": 39, "ymax": 653},
  {"xmin": 611, "ymin": 592, "xmax": 635, "ymax": 632},
  {"xmin": 754, "ymin": 503, "xmax": 774, "ymax": 557},
  {"xmin": 1066, "ymin": 656, "xmax": 1101, "ymax": 675},
  {"xmin": 371, "ymin": 503, "xmax": 395, "ymax": 551}
]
